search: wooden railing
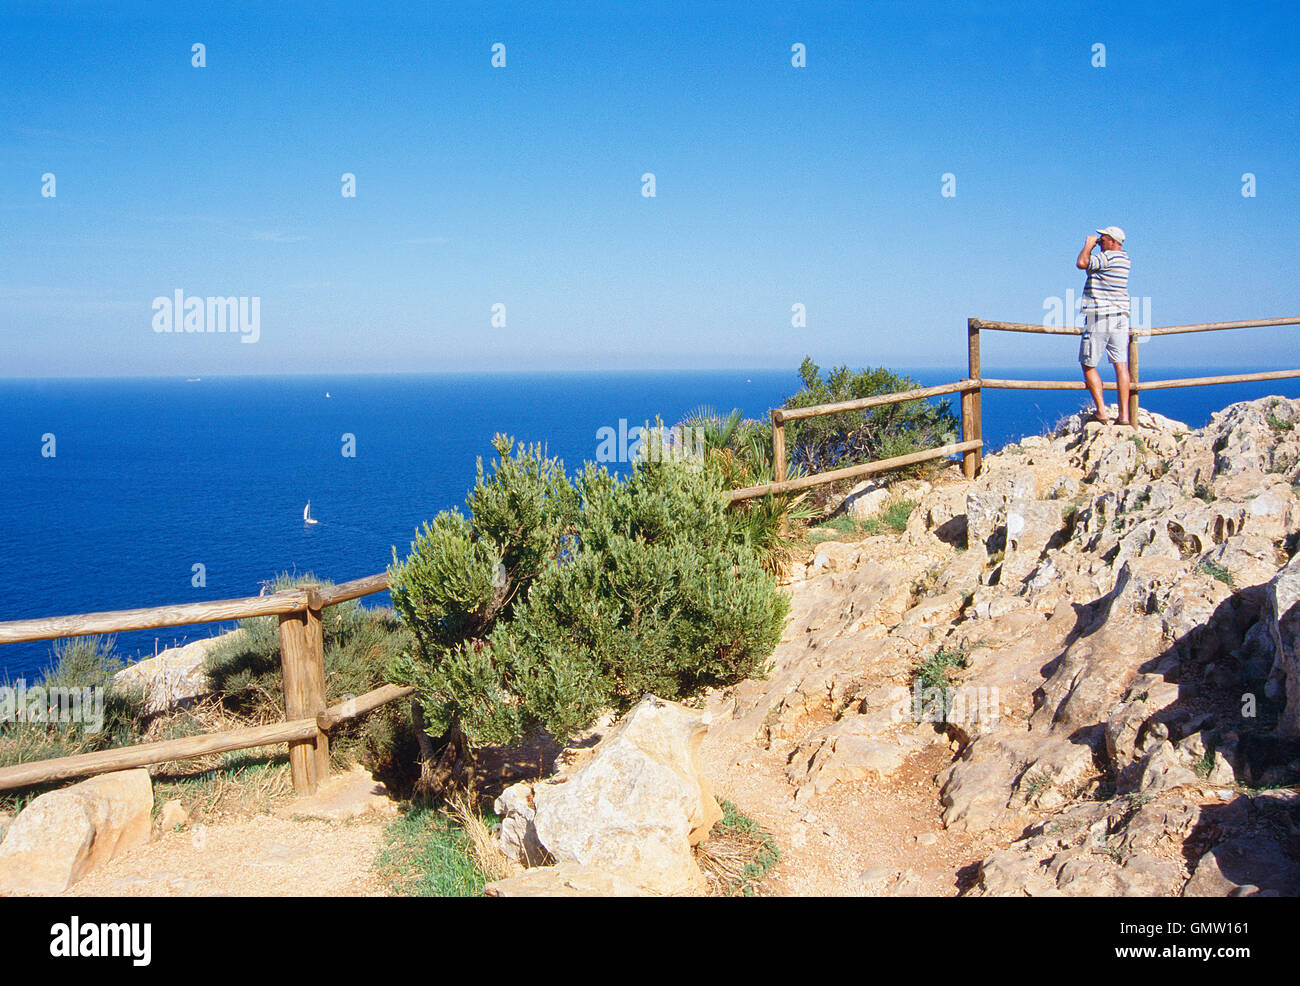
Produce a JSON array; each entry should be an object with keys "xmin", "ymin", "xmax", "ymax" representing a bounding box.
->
[
  {"xmin": 731, "ymin": 314, "xmax": 1300, "ymax": 502},
  {"xmin": 970, "ymin": 315, "xmax": 1300, "ymax": 426},
  {"xmin": 0, "ymin": 572, "xmax": 401, "ymax": 795}
]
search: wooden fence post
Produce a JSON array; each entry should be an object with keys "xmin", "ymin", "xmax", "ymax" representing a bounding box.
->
[
  {"xmin": 1128, "ymin": 334, "xmax": 1140, "ymax": 425},
  {"xmin": 964, "ymin": 318, "xmax": 982, "ymax": 478},
  {"xmin": 771, "ymin": 410, "xmax": 787, "ymax": 484},
  {"xmin": 278, "ymin": 604, "xmax": 330, "ymax": 795}
]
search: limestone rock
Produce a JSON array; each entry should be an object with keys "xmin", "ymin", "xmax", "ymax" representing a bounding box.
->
[
  {"xmin": 494, "ymin": 781, "xmax": 548, "ymax": 867},
  {"xmin": 1264, "ymin": 551, "xmax": 1300, "ymax": 737},
  {"xmin": 113, "ymin": 631, "xmax": 240, "ymax": 714},
  {"xmin": 843, "ymin": 484, "xmax": 892, "ymax": 521},
  {"xmin": 1184, "ymin": 834, "xmax": 1300, "ymax": 897},
  {"xmin": 484, "ymin": 861, "xmax": 645, "ymax": 897},
  {"xmin": 278, "ymin": 765, "xmax": 398, "ymax": 822},
  {"xmin": 0, "ymin": 769, "xmax": 153, "ymax": 894},
  {"xmin": 859, "ymin": 866, "xmax": 924, "ymax": 896},
  {"xmin": 787, "ymin": 708, "xmax": 930, "ymax": 803},
  {"xmin": 531, "ymin": 695, "xmax": 719, "ymax": 895},
  {"xmin": 157, "ymin": 800, "xmax": 188, "ymax": 831},
  {"xmin": 1001, "ymin": 498, "xmax": 1066, "ymax": 586}
]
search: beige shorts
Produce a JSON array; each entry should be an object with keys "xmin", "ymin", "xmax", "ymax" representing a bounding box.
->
[{"xmin": 1079, "ymin": 311, "xmax": 1130, "ymax": 367}]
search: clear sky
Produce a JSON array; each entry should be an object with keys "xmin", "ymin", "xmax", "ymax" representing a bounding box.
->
[{"xmin": 2, "ymin": 0, "xmax": 1297, "ymax": 376}]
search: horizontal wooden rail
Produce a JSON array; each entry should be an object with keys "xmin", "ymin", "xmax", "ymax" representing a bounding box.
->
[
  {"xmin": 0, "ymin": 589, "xmax": 313, "ymax": 646},
  {"xmin": 1134, "ymin": 368, "xmax": 1300, "ymax": 390},
  {"xmin": 775, "ymin": 379, "xmax": 979, "ymax": 423},
  {"xmin": 969, "ymin": 319, "xmax": 1083, "ymax": 336},
  {"xmin": 1143, "ymin": 316, "xmax": 1300, "ymax": 336},
  {"xmin": 0, "ymin": 718, "xmax": 320, "ymax": 791},
  {"xmin": 0, "ymin": 573, "xmax": 394, "ymax": 647},
  {"xmin": 982, "ymin": 378, "xmax": 1114, "ymax": 391},
  {"xmin": 311, "ymin": 572, "xmax": 391, "ymax": 608},
  {"xmin": 0, "ymin": 683, "xmax": 415, "ymax": 792},
  {"xmin": 979, "ymin": 369, "xmax": 1300, "ymax": 392},
  {"xmin": 316, "ymin": 684, "xmax": 414, "ymax": 732},
  {"xmin": 728, "ymin": 439, "xmax": 981, "ymax": 502},
  {"xmin": 971, "ymin": 316, "xmax": 1300, "ymax": 337}
]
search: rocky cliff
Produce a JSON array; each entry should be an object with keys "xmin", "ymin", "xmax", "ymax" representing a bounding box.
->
[{"xmin": 703, "ymin": 396, "xmax": 1300, "ymax": 896}]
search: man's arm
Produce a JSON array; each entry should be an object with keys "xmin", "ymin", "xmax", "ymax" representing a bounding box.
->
[{"xmin": 1076, "ymin": 234, "xmax": 1099, "ymax": 270}]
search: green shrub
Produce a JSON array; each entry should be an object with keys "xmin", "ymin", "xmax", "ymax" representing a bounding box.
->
[
  {"xmin": 390, "ymin": 437, "xmax": 789, "ymax": 772},
  {"xmin": 784, "ymin": 358, "xmax": 960, "ymax": 476}
]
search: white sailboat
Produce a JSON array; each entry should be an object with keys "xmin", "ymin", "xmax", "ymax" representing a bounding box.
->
[{"xmin": 303, "ymin": 501, "xmax": 319, "ymax": 525}]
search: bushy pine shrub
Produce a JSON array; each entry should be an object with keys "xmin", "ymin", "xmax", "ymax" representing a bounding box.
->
[
  {"xmin": 389, "ymin": 436, "xmax": 788, "ymax": 759},
  {"xmin": 785, "ymin": 357, "xmax": 960, "ymax": 475}
]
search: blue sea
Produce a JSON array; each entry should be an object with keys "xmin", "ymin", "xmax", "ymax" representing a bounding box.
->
[{"xmin": 2, "ymin": 368, "xmax": 1298, "ymax": 680}]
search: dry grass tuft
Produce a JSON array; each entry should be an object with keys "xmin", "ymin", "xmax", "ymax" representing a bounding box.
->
[
  {"xmin": 443, "ymin": 791, "xmax": 520, "ymax": 883},
  {"xmin": 696, "ymin": 837, "xmax": 757, "ymax": 893},
  {"xmin": 695, "ymin": 799, "xmax": 781, "ymax": 896}
]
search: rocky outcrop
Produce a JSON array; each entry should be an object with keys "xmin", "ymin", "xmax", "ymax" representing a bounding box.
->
[
  {"xmin": 113, "ymin": 631, "xmax": 239, "ymax": 714},
  {"xmin": 705, "ymin": 396, "xmax": 1300, "ymax": 896},
  {"xmin": 488, "ymin": 695, "xmax": 720, "ymax": 896},
  {"xmin": 1264, "ymin": 552, "xmax": 1300, "ymax": 737},
  {"xmin": 0, "ymin": 769, "xmax": 153, "ymax": 894}
]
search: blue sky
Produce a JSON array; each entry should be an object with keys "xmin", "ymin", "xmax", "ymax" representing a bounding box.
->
[{"xmin": 2, "ymin": 0, "xmax": 1297, "ymax": 376}]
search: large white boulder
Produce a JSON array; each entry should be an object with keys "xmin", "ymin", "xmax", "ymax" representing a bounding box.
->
[
  {"xmin": 113, "ymin": 631, "xmax": 239, "ymax": 714},
  {"xmin": 524, "ymin": 695, "xmax": 721, "ymax": 895},
  {"xmin": 0, "ymin": 769, "xmax": 153, "ymax": 894}
]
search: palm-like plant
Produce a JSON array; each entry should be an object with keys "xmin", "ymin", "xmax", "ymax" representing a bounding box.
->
[{"xmin": 680, "ymin": 407, "xmax": 814, "ymax": 575}]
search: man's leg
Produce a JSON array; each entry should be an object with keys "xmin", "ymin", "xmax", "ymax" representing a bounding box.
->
[
  {"xmin": 1080, "ymin": 326, "xmax": 1107, "ymax": 421},
  {"xmin": 1083, "ymin": 365, "xmax": 1107, "ymax": 420},
  {"xmin": 1114, "ymin": 362, "xmax": 1131, "ymax": 424}
]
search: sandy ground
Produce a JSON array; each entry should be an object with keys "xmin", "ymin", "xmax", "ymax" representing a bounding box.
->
[{"xmin": 66, "ymin": 814, "xmax": 392, "ymax": 897}]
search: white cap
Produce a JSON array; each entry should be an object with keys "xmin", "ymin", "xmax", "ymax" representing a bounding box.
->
[{"xmin": 1096, "ymin": 225, "xmax": 1126, "ymax": 244}]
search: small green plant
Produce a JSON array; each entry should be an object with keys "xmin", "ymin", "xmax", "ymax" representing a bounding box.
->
[
  {"xmin": 1194, "ymin": 484, "xmax": 1214, "ymax": 503},
  {"xmin": 807, "ymin": 514, "xmax": 870, "ymax": 543},
  {"xmin": 0, "ymin": 636, "xmax": 147, "ymax": 812},
  {"xmin": 1266, "ymin": 411, "xmax": 1294, "ymax": 434},
  {"xmin": 874, "ymin": 498, "xmax": 917, "ymax": 534},
  {"xmin": 1194, "ymin": 741, "xmax": 1217, "ymax": 779},
  {"xmin": 807, "ymin": 498, "xmax": 917, "ymax": 543},
  {"xmin": 1197, "ymin": 559, "xmax": 1235, "ymax": 588},
  {"xmin": 913, "ymin": 647, "xmax": 968, "ymax": 721},
  {"xmin": 1022, "ymin": 772, "xmax": 1052, "ymax": 800}
]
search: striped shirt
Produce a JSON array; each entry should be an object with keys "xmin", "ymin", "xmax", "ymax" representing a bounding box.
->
[{"xmin": 1082, "ymin": 249, "xmax": 1131, "ymax": 314}]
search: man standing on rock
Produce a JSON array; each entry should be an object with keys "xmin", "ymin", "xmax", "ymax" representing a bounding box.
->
[{"xmin": 1075, "ymin": 225, "xmax": 1132, "ymax": 425}]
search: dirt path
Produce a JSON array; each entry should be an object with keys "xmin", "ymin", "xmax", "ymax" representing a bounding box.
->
[
  {"xmin": 65, "ymin": 766, "xmax": 398, "ymax": 897},
  {"xmin": 66, "ymin": 815, "xmax": 392, "ymax": 897},
  {"xmin": 698, "ymin": 710, "xmax": 1019, "ymax": 896}
]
